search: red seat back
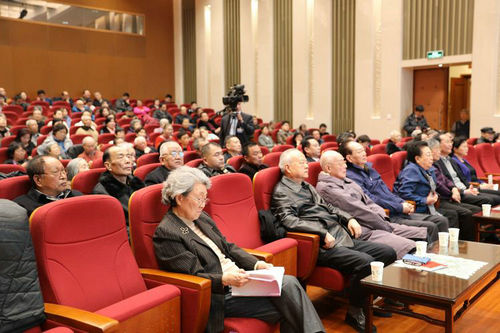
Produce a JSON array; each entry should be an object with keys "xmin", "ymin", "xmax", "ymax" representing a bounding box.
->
[
  {"xmin": 136, "ymin": 153, "xmax": 160, "ymax": 167},
  {"xmin": 0, "ymin": 175, "xmax": 31, "ymax": 200},
  {"xmin": 464, "ymin": 145, "xmax": 486, "ymax": 178},
  {"xmin": 475, "ymin": 143, "xmax": 500, "ymax": 174},
  {"xmin": 320, "ymin": 142, "xmax": 338, "ymax": 152},
  {"xmin": 262, "ymin": 152, "xmax": 282, "ymax": 167},
  {"xmin": 253, "ymin": 167, "xmax": 282, "ymax": 211},
  {"xmin": 467, "ymin": 137, "xmax": 477, "ymax": 145},
  {"xmin": 125, "ymin": 132, "xmax": 137, "ymax": 143},
  {"xmin": 0, "ymin": 147, "xmax": 8, "ymax": 163},
  {"xmin": 183, "ymin": 150, "xmax": 200, "ymax": 164},
  {"xmin": 370, "ymin": 139, "xmax": 380, "ymax": 145},
  {"xmin": 134, "ymin": 163, "xmax": 161, "ymax": 181},
  {"xmin": 305, "ymin": 162, "xmax": 321, "ymax": 187},
  {"xmin": 1, "ymin": 135, "xmax": 16, "ymax": 148},
  {"xmin": 30, "ymin": 196, "xmax": 146, "ymax": 312},
  {"xmin": 204, "ymin": 174, "xmax": 264, "ymax": 248},
  {"xmin": 322, "ymin": 134, "xmax": 336, "ymax": 143},
  {"xmin": 370, "ymin": 143, "xmax": 387, "ymax": 155},
  {"xmin": 186, "ymin": 158, "xmax": 203, "ymax": 167},
  {"xmin": 494, "ymin": 143, "xmax": 500, "ymax": 166},
  {"xmin": 9, "ymin": 125, "xmax": 27, "ymax": 135},
  {"xmin": 367, "ymin": 154, "xmax": 396, "ymax": 191},
  {"xmin": 259, "ymin": 146, "xmax": 270, "ymax": 156},
  {"xmin": 390, "ymin": 150, "xmax": 407, "ymax": 178},
  {"xmin": 227, "ymin": 155, "xmax": 244, "ymax": 170},
  {"xmin": 98, "ymin": 133, "xmax": 115, "ymax": 145},
  {"xmin": 0, "ymin": 163, "xmax": 26, "ymax": 174},
  {"xmin": 253, "ymin": 129, "xmax": 262, "ymax": 143},
  {"xmin": 69, "ymin": 134, "xmax": 87, "ymax": 144},
  {"xmin": 272, "ymin": 144, "xmax": 294, "ymax": 153},
  {"xmin": 3, "ymin": 105, "xmax": 23, "ymax": 113},
  {"xmin": 71, "ymin": 168, "xmax": 106, "ymax": 194}
]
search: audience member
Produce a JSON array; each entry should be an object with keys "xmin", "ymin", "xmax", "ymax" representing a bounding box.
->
[
  {"xmin": 5, "ymin": 142, "xmax": 28, "ymax": 167},
  {"xmin": 386, "ymin": 130, "xmax": 403, "ymax": 155},
  {"xmin": 451, "ymin": 109, "xmax": 470, "ymax": 139},
  {"xmin": 153, "ymin": 103, "xmax": 173, "ymax": 123},
  {"xmin": 291, "ymin": 132, "xmax": 303, "ymax": 148},
  {"xmin": 31, "ymin": 107, "xmax": 46, "ymax": 130},
  {"xmin": 198, "ymin": 142, "xmax": 236, "ymax": 177},
  {"xmin": 71, "ymin": 99, "xmax": 87, "ymax": 113},
  {"xmin": 298, "ymin": 124, "xmax": 308, "ymax": 136},
  {"xmin": 219, "ymin": 102, "xmax": 254, "ymax": 146},
  {"xmin": 238, "ymin": 143, "xmax": 268, "ymax": 180},
  {"xmin": 93, "ymin": 146, "xmax": 145, "ymax": 223},
  {"xmin": 197, "ymin": 111, "xmax": 218, "ymax": 133},
  {"xmin": 26, "ymin": 119, "xmax": 40, "ymax": 146},
  {"xmin": 53, "ymin": 90, "xmax": 73, "ymax": 106},
  {"xmin": 14, "ymin": 128, "xmax": 35, "ymax": 156},
  {"xmin": 319, "ymin": 123, "xmax": 329, "ymax": 137},
  {"xmin": 192, "ymin": 136, "xmax": 209, "ymax": 155},
  {"xmin": 145, "ymin": 141, "xmax": 184, "ymax": 186},
  {"xmin": 311, "ymin": 129, "xmax": 323, "ymax": 145},
  {"xmin": 155, "ymin": 123, "xmax": 174, "ymax": 149},
  {"xmin": 77, "ymin": 136, "xmax": 102, "ymax": 166},
  {"xmin": 175, "ymin": 106, "xmax": 191, "ymax": 125},
  {"xmin": 134, "ymin": 136, "xmax": 155, "ymax": 159},
  {"xmin": 356, "ymin": 134, "xmax": 371, "ymax": 149},
  {"xmin": 403, "ymin": 105, "xmax": 429, "ymax": 135},
  {"xmin": 223, "ymin": 135, "xmax": 242, "ymax": 162},
  {"xmin": 302, "ymin": 136, "xmax": 320, "ymax": 162},
  {"xmin": 37, "ymin": 123, "xmax": 73, "ymax": 158},
  {"xmin": 336, "ymin": 131, "xmax": 356, "ymax": 145},
  {"xmin": 101, "ymin": 116, "xmax": 117, "ymax": 134},
  {"xmin": 153, "ymin": 166, "xmax": 325, "ymax": 333},
  {"xmin": 477, "ymin": 127, "xmax": 495, "ymax": 144},
  {"xmin": 0, "ymin": 115, "xmax": 11, "ymax": 139},
  {"xmin": 258, "ymin": 125, "xmax": 274, "ymax": 150},
  {"xmin": 35, "ymin": 89, "xmax": 52, "ymax": 105},
  {"xmin": 277, "ymin": 121, "xmax": 292, "ymax": 144},
  {"xmin": 133, "ymin": 100, "xmax": 151, "ymax": 118},
  {"xmin": 115, "ymin": 92, "xmax": 132, "ymax": 112},
  {"xmin": 271, "ymin": 149, "xmax": 396, "ymax": 332},
  {"xmin": 14, "ymin": 156, "xmax": 82, "ymax": 216},
  {"xmin": 75, "ymin": 115, "xmax": 98, "ymax": 141},
  {"xmin": 92, "ymin": 91, "xmax": 109, "ymax": 107},
  {"xmin": 66, "ymin": 157, "xmax": 89, "ymax": 181},
  {"xmin": 177, "ymin": 130, "xmax": 191, "ymax": 151}
]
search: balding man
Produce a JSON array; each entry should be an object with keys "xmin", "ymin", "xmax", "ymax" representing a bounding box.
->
[
  {"xmin": 26, "ymin": 119, "xmax": 40, "ymax": 146},
  {"xmin": 78, "ymin": 136, "xmax": 103, "ymax": 166},
  {"xmin": 317, "ymin": 151, "xmax": 427, "ymax": 258},
  {"xmin": 75, "ymin": 114, "xmax": 98, "ymax": 141},
  {"xmin": 14, "ymin": 156, "xmax": 82, "ymax": 216},
  {"xmin": 386, "ymin": 130, "xmax": 403, "ymax": 155},
  {"xmin": 144, "ymin": 141, "xmax": 184, "ymax": 186},
  {"xmin": 271, "ymin": 149, "xmax": 396, "ymax": 333},
  {"xmin": 93, "ymin": 146, "xmax": 145, "ymax": 224},
  {"xmin": 134, "ymin": 136, "xmax": 155, "ymax": 159}
]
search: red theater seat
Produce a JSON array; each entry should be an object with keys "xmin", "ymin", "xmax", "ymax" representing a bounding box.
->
[
  {"xmin": 71, "ymin": 168, "xmax": 106, "ymax": 194},
  {"xmin": 272, "ymin": 144, "xmax": 294, "ymax": 153},
  {"xmin": 390, "ymin": 150, "xmax": 407, "ymax": 178},
  {"xmin": 305, "ymin": 161, "xmax": 321, "ymax": 187},
  {"xmin": 227, "ymin": 155, "xmax": 244, "ymax": 170},
  {"xmin": 262, "ymin": 152, "xmax": 282, "ymax": 167},
  {"xmin": 186, "ymin": 158, "xmax": 203, "ymax": 167},
  {"xmin": 69, "ymin": 134, "xmax": 87, "ymax": 145},
  {"xmin": 183, "ymin": 150, "xmax": 200, "ymax": 164},
  {"xmin": 370, "ymin": 143, "xmax": 387, "ymax": 155},
  {"xmin": 475, "ymin": 143, "xmax": 500, "ymax": 175},
  {"xmin": 368, "ymin": 154, "xmax": 396, "ymax": 191},
  {"xmin": 253, "ymin": 167, "xmax": 346, "ymax": 291},
  {"xmin": 1, "ymin": 135, "xmax": 16, "ymax": 147},
  {"xmin": 259, "ymin": 146, "xmax": 270, "ymax": 156},
  {"xmin": 0, "ymin": 175, "xmax": 31, "ymax": 200},
  {"xmin": 136, "ymin": 152, "xmax": 160, "ymax": 167},
  {"xmin": 30, "ymin": 195, "xmax": 181, "ymax": 333},
  {"xmin": 205, "ymin": 173, "xmax": 298, "ymax": 275},
  {"xmin": 134, "ymin": 163, "xmax": 161, "ymax": 181},
  {"xmin": 98, "ymin": 133, "xmax": 115, "ymax": 145},
  {"xmin": 129, "ymin": 185, "xmax": 273, "ymax": 333},
  {"xmin": 0, "ymin": 163, "xmax": 26, "ymax": 174},
  {"xmin": 322, "ymin": 134, "xmax": 336, "ymax": 143}
]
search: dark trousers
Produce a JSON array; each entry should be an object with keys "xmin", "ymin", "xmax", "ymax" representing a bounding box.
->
[
  {"xmin": 439, "ymin": 200, "xmax": 480, "ymax": 240},
  {"xmin": 316, "ymin": 239, "xmax": 397, "ymax": 307},
  {"xmin": 391, "ymin": 213, "xmax": 441, "ymax": 242},
  {"xmin": 462, "ymin": 193, "xmax": 492, "ymax": 207},
  {"xmin": 225, "ymin": 275, "xmax": 325, "ymax": 333},
  {"xmin": 478, "ymin": 189, "xmax": 500, "ymax": 206}
]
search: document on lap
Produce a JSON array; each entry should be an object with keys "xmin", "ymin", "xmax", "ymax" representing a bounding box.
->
[{"xmin": 231, "ymin": 267, "xmax": 285, "ymax": 297}]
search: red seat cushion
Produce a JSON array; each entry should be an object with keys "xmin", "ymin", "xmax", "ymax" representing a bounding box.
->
[
  {"xmin": 307, "ymin": 266, "xmax": 346, "ymax": 291},
  {"xmin": 256, "ymin": 237, "xmax": 298, "ymax": 254},
  {"xmin": 305, "ymin": 162, "xmax": 321, "ymax": 187},
  {"xmin": 223, "ymin": 317, "xmax": 278, "ymax": 333}
]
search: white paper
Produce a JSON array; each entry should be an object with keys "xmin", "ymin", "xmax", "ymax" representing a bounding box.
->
[{"xmin": 231, "ymin": 267, "xmax": 285, "ymax": 297}]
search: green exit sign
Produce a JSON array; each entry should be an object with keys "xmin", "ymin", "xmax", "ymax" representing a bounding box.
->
[{"xmin": 427, "ymin": 50, "xmax": 444, "ymax": 59}]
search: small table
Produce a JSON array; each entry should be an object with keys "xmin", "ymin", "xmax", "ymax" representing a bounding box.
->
[
  {"xmin": 361, "ymin": 241, "xmax": 500, "ymax": 333},
  {"xmin": 472, "ymin": 209, "xmax": 500, "ymax": 241}
]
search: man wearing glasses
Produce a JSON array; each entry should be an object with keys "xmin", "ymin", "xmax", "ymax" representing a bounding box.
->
[
  {"xmin": 198, "ymin": 142, "xmax": 236, "ymax": 177},
  {"xmin": 144, "ymin": 141, "xmax": 184, "ymax": 186},
  {"xmin": 14, "ymin": 156, "xmax": 82, "ymax": 216}
]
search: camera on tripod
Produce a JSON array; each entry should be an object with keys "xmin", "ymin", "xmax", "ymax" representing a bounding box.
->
[{"xmin": 222, "ymin": 84, "xmax": 249, "ymax": 111}]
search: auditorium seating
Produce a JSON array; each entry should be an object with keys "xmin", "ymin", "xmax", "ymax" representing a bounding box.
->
[
  {"xmin": 136, "ymin": 152, "xmax": 159, "ymax": 167},
  {"xmin": 320, "ymin": 142, "xmax": 338, "ymax": 152},
  {"xmin": 9, "ymin": 125, "xmax": 27, "ymax": 135},
  {"xmin": 30, "ymin": 195, "xmax": 181, "ymax": 333},
  {"xmin": 183, "ymin": 150, "xmax": 200, "ymax": 164},
  {"xmin": 186, "ymin": 158, "xmax": 203, "ymax": 167},
  {"xmin": 0, "ymin": 135, "xmax": 16, "ymax": 147},
  {"xmin": 98, "ymin": 133, "xmax": 115, "ymax": 144},
  {"xmin": 272, "ymin": 144, "xmax": 294, "ymax": 153},
  {"xmin": 390, "ymin": 150, "xmax": 407, "ymax": 178},
  {"xmin": 71, "ymin": 168, "xmax": 106, "ymax": 194},
  {"xmin": 467, "ymin": 137, "xmax": 478, "ymax": 145},
  {"xmin": 370, "ymin": 143, "xmax": 387, "ymax": 155},
  {"xmin": 134, "ymin": 163, "xmax": 161, "ymax": 181},
  {"xmin": 128, "ymin": 184, "xmax": 276, "ymax": 333},
  {"xmin": 69, "ymin": 134, "xmax": 87, "ymax": 145},
  {"xmin": 262, "ymin": 152, "xmax": 282, "ymax": 167},
  {"xmin": 205, "ymin": 173, "xmax": 298, "ymax": 275},
  {"xmin": 253, "ymin": 167, "xmax": 346, "ymax": 291},
  {"xmin": 259, "ymin": 145, "xmax": 270, "ymax": 156},
  {"xmin": 322, "ymin": 134, "xmax": 336, "ymax": 143},
  {"xmin": 494, "ymin": 143, "xmax": 500, "ymax": 167},
  {"xmin": 464, "ymin": 145, "xmax": 492, "ymax": 181},
  {"xmin": 305, "ymin": 161, "xmax": 322, "ymax": 187},
  {"xmin": 0, "ymin": 163, "xmax": 26, "ymax": 173},
  {"xmin": 0, "ymin": 175, "xmax": 31, "ymax": 200},
  {"xmin": 368, "ymin": 154, "xmax": 396, "ymax": 191},
  {"xmin": 475, "ymin": 143, "xmax": 500, "ymax": 175},
  {"xmin": 227, "ymin": 155, "xmax": 244, "ymax": 170}
]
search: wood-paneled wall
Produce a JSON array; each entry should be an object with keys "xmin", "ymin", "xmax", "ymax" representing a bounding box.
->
[
  {"xmin": 182, "ymin": 0, "xmax": 197, "ymax": 103},
  {"xmin": 403, "ymin": 0, "xmax": 474, "ymax": 60},
  {"xmin": 223, "ymin": 0, "xmax": 241, "ymax": 92},
  {"xmin": 0, "ymin": 0, "xmax": 174, "ymax": 100}
]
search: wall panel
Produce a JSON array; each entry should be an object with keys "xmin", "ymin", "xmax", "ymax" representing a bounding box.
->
[
  {"xmin": 224, "ymin": 0, "xmax": 241, "ymax": 91},
  {"xmin": 182, "ymin": 0, "xmax": 197, "ymax": 102}
]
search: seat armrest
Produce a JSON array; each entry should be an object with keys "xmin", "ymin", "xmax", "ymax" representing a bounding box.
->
[
  {"xmin": 405, "ymin": 200, "xmax": 416, "ymax": 206},
  {"xmin": 470, "ymin": 182, "xmax": 480, "ymax": 187},
  {"xmin": 384, "ymin": 209, "xmax": 390, "ymax": 216},
  {"xmin": 243, "ymin": 248, "xmax": 274, "ymax": 262},
  {"xmin": 140, "ymin": 268, "xmax": 211, "ymax": 333},
  {"xmin": 286, "ymin": 232, "xmax": 320, "ymax": 280},
  {"xmin": 485, "ymin": 172, "xmax": 500, "ymax": 176},
  {"xmin": 44, "ymin": 303, "xmax": 119, "ymax": 333}
]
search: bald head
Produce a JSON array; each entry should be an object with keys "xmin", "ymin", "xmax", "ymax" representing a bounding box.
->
[
  {"xmin": 159, "ymin": 141, "xmax": 184, "ymax": 170},
  {"xmin": 278, "ymin": 149, "xmax": 308, "ymax": 182},
  {"xmin": 320, "ymin": 150, "xmax": 347, "ymax": 180}
]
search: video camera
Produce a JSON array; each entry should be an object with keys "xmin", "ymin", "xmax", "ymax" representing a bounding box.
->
[{"xmin": 222, "ymin": 84, "xmax": 249, "ymax": 111}]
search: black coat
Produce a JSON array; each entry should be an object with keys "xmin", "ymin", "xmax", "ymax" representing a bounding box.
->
[
  {"xmin": 154, "ymin": 210, "xmax": 257, "ymax": 333},
  {"xmin": 14, "ymin": 188, "xmax": 82, "ymax": 217},
  {"xmin": 144, "ymin": 165, "xmax": 171, "ymax": 186},
  {"xmin": 218, "ymin": 112, "xmax": 254, "ymax": 146},
  {"xmin": 197, "ymin": 163, "xmax": 236, "ymax": 178},
  {"xmin": 0, "ymin": 200, "xmax": 45, "ymax": 332},
  {"xmin": 238, "ymin": 162, "xmax": 268, "ymax": 180}
]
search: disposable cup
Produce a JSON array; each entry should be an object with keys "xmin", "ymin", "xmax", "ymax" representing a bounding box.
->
[
  {"xmin": 482, "ymin": 204, "xmax": 492, "ymax": 216},
  {"xmin": 415, "ymin": 241, "xmax": 427, "ymax": 256},
  {"xmin": 370, "ymin": 261, "xmax": 384, "ymax": 282},
  {"xmin": 438, "ymin": 232, "xmax": 449, "ymax": 248},
  {"xmin": 449, "ymin": 228, "xmax": 460, "ymax": 242},
  {"xmin": 488, "ymin": 174, "xmax": 493, "ymax": 184},
  {"xmin": 494, "ymin": 184, "xmax": 499, "ymax": 191}
]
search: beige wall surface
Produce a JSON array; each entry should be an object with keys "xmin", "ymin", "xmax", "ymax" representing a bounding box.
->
[{"xmin": 0, "ymin": 0, "xmax": 175, "ymax": 100}]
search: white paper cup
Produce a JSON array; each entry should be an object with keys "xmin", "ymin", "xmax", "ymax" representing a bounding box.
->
[
  {"xmin": 450, "ymin": 241, "xmax": 459, "ymax": 255},
  {"xmin": 370, "ymin": 261, "xmax": 384, "ymax": 282},
  {"xmin": 494, "ymin": 184, "xmax": 499, "ymax": 191},
  {"xmin": 482, "ymin": 204, "xmax": 492, "ymax": 216},
  {"xmin": 438, "ymin": 232, "xmax": 449, "ymax": 248},
  {"xmin": 415, "ymin": 241, "xmax": 427, "ymax": 256},
  {"xmin": 449, "ymin": 228, "xmax": 460, "ymax": 242},
  {"xmin": 488, "ymin": 174, "xmax": 493, "ymax": 184}
]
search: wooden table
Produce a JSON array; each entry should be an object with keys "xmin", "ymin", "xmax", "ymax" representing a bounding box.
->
[
  {"xmin": 361, "ymin": 241, "xmax": 500, "ymax": 333},
  {"xmin": 472, "ymin": 209, "xmax": 500, "ymax": 241}
]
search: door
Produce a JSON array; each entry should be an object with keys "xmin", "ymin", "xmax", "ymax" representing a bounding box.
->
[
  {"xmin": 413, "ymin": 68, "xmax": 449, "ymax": 131},
  {"xmin": 449, "ymin": 76, "xmax": 471, "ymax": 129}
]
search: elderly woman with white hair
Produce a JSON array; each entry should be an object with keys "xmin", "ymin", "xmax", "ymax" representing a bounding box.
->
[
  {"xmin": 386, "ymin": 130, "xmax": 403, "ymax": 155},
  {"xmin": 66, "ymin": 157, "xmax": 89, "ymax": 181},
  {"xmin": 153, "ymin": 166, "xmax": 325, "ymax": 333}
]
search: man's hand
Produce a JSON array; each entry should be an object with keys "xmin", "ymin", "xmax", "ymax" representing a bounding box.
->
[
  {"xmin": 464, "ymin": 185, "xmax": 479, "ymax": 196},
  {"xmin": 347, "ymin": 219, "xmax": 362, "ymax": 239},
  {"xmin": 255, "ymin": 261, "xmax": 273, "ymax": 270},
  {"xmin": 236, "ymin": 112, "xmax": 243, "ymax": 122},
  {"xmin": 402, "ymin": 202, "xmax": 414, "ymax": 214},
  {"xmin": 222, "ymin": 269, "xmax": 249, "ymax": 287},
  {"xmin": 426, "ymin": 191, "xmax": 438, "ymax": 205},
  {"xmin": 451, "ymin": 187, "xmax": 461, "ymax": 202},
  {"xmin": 323, "ymin": 232, "xmax": 336, "ymax": 249},
  {"xmin": 480, "ymin": 183, "xmax": 494, "ymax": 190}
]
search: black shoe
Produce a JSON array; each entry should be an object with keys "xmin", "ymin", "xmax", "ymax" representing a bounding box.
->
[
  {"xmin": 373, "ymin": 309, "xmax": 392, "ymax": 317},
  {"xmin": 384, "ymin": 298, "xmax": 404, "ymax": 307},
  {"xmin": 345, "ymin": 312, "xmax": 377, "ymax": 333}
]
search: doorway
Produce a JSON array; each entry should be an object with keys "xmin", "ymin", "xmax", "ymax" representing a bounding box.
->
[{"xmin": 448, "ymin": 64, "xmax": 472, "ymax": 131}]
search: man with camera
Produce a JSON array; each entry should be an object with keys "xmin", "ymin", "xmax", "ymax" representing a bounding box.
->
[{"xmin": 219, "ymin": 85, "xmax": 255, "ymax": 146}]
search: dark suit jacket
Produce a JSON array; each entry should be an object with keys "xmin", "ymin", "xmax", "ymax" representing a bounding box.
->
[
  {"xmin": 153, "ymin": 210, "xmax": 257, "ymax": 333},
  {"xmin": 434, "ymin": 158, "xmax": 470, "ymax": 188},
  {"xmin": 144, "ymin": 165, "xmax": 171, "ymax": 186},
  {"xmin": 14, "ymin": 188, "xmax": 82, "ymax": 217},
  {"xmin": 219, "ymin": 112, "xmax": 254, "ymax": 146}
]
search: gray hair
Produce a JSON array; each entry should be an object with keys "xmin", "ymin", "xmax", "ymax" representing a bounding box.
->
[
  {"xmin": 319, "ymin": 150, "xmax": 342, "ymax": 170},
  {"xmin": 66, "ymin": 158, "xmax": 87, "ymax": 181},
  {"xmin": 33, "ymin": 105, "xmax": 43, "ymax": 112},
  {"xmin": 134, "ymin": 136, "xmax": 147, "ymax": 145},
  {"xmin": 160, "ymin": 141, "xmax": 181, "ymax": 156},
  {"xmin": 427, "ymin": 138, "xmax": 440, "ymax": 150},
  {"xmin": 26, "ymin": 119, "xmax": 37, "ymax": 126},
  {"xmin": 161, "ymin": 166, "xmax": 211, "ymax": 205},
  {"xmin": 389, "ymin": 130, "xmax": 401, "ymax": 139},
  {"xmin": 82, "ymin": 136, "xmax": 95, "ymax": 145},
  {"xmin": 159, "ymin": 118, "xmax": 170, "ymax": 128},
  {"xmin": 278, "ymin": 148, "xmax": 302, "ymax": 173}
]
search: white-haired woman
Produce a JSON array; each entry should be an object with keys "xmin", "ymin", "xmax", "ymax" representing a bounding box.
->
[
  {"xmin": 66, "ymin": 157, "xmax": 89, "ymax": 181},
  {"xmin": 386, "ymin": 130, "xmax": 403, "ymax": 155},
  {"xmin": 153, "ymin": 166, "xmax": 324, "ymax": 333}
]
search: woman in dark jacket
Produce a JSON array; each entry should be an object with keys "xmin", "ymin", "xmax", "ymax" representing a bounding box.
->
[{"xmin": 14, "ymin": 128, "xmax": 35, "ymax": 156}]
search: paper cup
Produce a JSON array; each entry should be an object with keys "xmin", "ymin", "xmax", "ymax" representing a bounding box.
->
[
  {"xmin": 488, "ymin": 174, "xmax": 493, "ymax": 184},
  {"xmin": 438, "ymin": 232, "xmax": 449, "ymax": 248},
  {"xmin": 370, "ymin": 261, "xmax": 384, "ymax": 282},
  {"xmin": 415, "ymin": 241, "xmax": 427, "ymax": 256},
  {"xmin": 482, "ymin": 204, "xmax": 492, "ymax": 216},
  {"xmin": 450, "ymin": 241, "xmax": 459, "ymax": 255},
  {"xmin": 494, "ymin": 184, "xmax": 499, "ymax": 191},
  {"xmin": 448, "ymin": 228, "xmax": 460, "ymax": 242}
]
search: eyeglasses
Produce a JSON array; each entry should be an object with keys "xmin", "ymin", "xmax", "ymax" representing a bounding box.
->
[
  {"xmin": 189, "ymin": 195, "xmax": 209, "ymax": 207},
  {"xmin": 43, "ymin": 168, "xmax": 66, "ymax": 177},
  {"xmin": 170, "ymin": 151, "xmax": 184, "ymax": 158}
]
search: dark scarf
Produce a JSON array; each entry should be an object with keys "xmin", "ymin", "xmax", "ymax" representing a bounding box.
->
[{"xmin": 98, "ymin": 171, "xmax": 144, "ymax": 198}]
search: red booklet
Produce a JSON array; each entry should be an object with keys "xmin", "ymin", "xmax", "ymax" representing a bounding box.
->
[{"xmin": 422, "ymin": 261, "xmax": 447, "ymax": 271}]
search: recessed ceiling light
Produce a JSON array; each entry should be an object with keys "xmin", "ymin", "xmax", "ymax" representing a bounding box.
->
[{"xmin": 438, "ymin": 64, "xmax": 443, "ymax": 67}]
